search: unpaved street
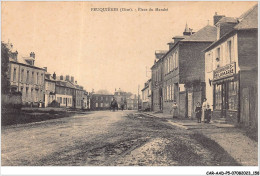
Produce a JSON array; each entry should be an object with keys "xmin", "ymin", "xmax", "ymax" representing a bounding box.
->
[{"xmin": 1, "ymin": 111, "xmax": 239, "ymax": 166}]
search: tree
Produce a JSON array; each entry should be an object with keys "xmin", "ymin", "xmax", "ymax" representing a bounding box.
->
[
  {"xmin": 1, "ymin": 42, "xmax": 10, "ymax": 94},
  {"xmin": 96, "ymin": 89, "xmax": 112, "ymax": 95}
]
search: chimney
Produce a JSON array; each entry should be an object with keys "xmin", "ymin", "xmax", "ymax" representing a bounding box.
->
[
  {"xmin": 30, "ymin": 52, "xmax": 35, "ymax": 59},
  {"xmin": 183, "ymin": 23, "xmax": 192, "ymax": 36},
  {"xmin": 60, "ymin": 75, "xmax": 63, "ymax": 80},
  {"xmin": 214, "ymin": 12, "xmax": 225, "ymax": 26},
  {"xmin": 43, "ymin": 67, "xmax": 47, "ymax": 71},
  {"xmin": 75, "ymin": 80, "xmax": 77, "ymax": 84},
  {"xmin": 11, "ymin": 50, "xmax": 18, "ymax": 61},
  {"xmin": 71, "ymin": 76, "xmax": 74, "ymax": 83},
  {"xmin": 65, "ymin": 75, "xmax": 70, "ymax": 81},
  {"xmin": 53, "ymin": 72, "xmax": 56, "ymax": 80}
]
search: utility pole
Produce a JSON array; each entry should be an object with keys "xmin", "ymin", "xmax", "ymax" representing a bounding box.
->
[{"xmin": 138, "ymin": 85, "xmax": 140, "ymax": 111}]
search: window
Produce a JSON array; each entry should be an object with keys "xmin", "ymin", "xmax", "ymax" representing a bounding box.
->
[
  {"xmin": 36, "ymin": 73, "xmax": 39, "ymax": 84},
  {"xmin": 216, "ymin": 47, "xmax": 221, "ymax": 67},
  {"xmin": 214, "ymin": 84, "xmax": 222, "ymax": 110},
  {"xmin": 228, "ymin": 81, "xmax": 238, "ymax": 110},
  {"xmin": 21, "ymin": 69, "xmax": 24, "ymax": 82},
  {"xmin": 32, "ymin": 72, "xmax": 34, "ymax": 84},
  {"xmin": 27, "ymin": 71, "xmax": 29, "ymax": 83},
  {"xmin": 13, "ymin": 68, "xmax": 16, "ymax": 81},
  {"xmin": 96, "ymin": 103, "xmax": 98, "ymax": 107},
  {"xmin": 206, "ymin": 53, "xmax": 213, "ymax": 72},
  {"xmin": 227, "ymin": 40, "xmax": 232, "ymax": 63},
  {"xmin": 41, "ymin": 74, "xmax": 44, "ymax": 84}
]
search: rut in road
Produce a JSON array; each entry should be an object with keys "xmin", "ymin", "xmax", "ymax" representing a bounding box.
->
[{"xmin": 35, "ymin": 112, "xmax": 239, "ymax": 166}]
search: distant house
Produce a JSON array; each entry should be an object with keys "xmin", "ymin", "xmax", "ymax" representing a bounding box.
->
[
  {"xmin": 8, "ymin": 46, "xmax": 46, "ymax": 107},
  {"xmin": 55, "ymin": 75, "xmax": 74, "ymax": 108},
  {"xmin": 90, "ymin": 94, "xmax": 114, "ymax": 110},
  {"xmin": 114, "ymin": 88, "xmax": 127, "ymax": 109},
  {"xmin": 44, "ymin": 71, "xmax": 56, "ymax": 107},
  {"xmin": 151, "ymin": 50, "xmax": 167, "ymax": 112},
  {"xmin": 204, "ymin": 5, "xmax": 258, "ymax": 127},
  {"xmin": 141, "ymin": 79, "xmax": 151, "ymax": 111},
  {"xmin": 127, "ymin": 94, "xmax": 138, "ymax": 110}
]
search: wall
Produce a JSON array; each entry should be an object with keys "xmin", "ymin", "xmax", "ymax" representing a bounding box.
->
[
  {"xmin": 179, "ymin": 42, "xmax": 211, "ymax": 83},
  {"xmin": 56, "ymin": 94, "xmax": 73, "ymax": 107},
  {"xmin": 9, "ymin": 62, "xmax": 45, "ymax": 105}
]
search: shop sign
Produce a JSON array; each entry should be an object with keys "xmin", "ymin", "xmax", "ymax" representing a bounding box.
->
[{"xmin": 213, "ymin": 62, "xmax": 236, "ymax": 80}]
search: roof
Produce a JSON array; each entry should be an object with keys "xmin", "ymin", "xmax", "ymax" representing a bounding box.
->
[
  {"xmin": 55, "ymin": 79, "xmax": 76, "ymax": 89},
  {"xmin": 204, "ymin": 4, "xmax": 258, "ymax": 52},
  {"xmin": 215, "ymin": 17, "xmax": 238, "ymax": 25},
  {"xmin": 9, "ymin": 57, "xmax": 45, "ymax": 71},
  {"xmin": 234, "ymin": 4, "xmax": 258, "ymax": 30},
  {"xmin": 45, "ymin": 72, "xmax": 56, "ymax": 82},
  {"xmin": 181, "ymin": 25, "xmax": 217, "ymax": 42}
]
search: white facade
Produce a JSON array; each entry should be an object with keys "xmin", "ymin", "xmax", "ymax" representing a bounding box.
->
[
  {"xmin": 56, "ymin": 94, "xmax": 73, "ymax": 107},
  {"xmin": 205, "ymin": 33, "xmax": 239, "ymax": 108}
]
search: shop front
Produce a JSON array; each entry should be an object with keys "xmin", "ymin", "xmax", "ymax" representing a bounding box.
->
[{"xmin": 212, "ymin": 62, "xmax": 239, "ymax": 123}]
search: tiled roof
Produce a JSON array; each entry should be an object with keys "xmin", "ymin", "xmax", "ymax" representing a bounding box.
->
[
  {"xmin": 234, "ymin": 4, "xmax": 258, "ymax": 30},
  {"xmin": 181, "ymin": 25, "xmax": 217, "ymax": 42},
  {"xmin": 215, "ymin": 17, "xmax": 238, "ymax": 25}
]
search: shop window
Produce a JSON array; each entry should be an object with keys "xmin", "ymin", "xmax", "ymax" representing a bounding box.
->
[
  {"xmin": 228, "ymin": 81, "xmax": 238, "ymax": 110},
  {"xmin": 215, "ymin": 84, "xmax": 222, "ymax": 110}
]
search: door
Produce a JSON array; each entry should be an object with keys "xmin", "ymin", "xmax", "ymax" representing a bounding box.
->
[{"xmin": 221, "ymin": 83, "xmax": 228, "ymax": 118}]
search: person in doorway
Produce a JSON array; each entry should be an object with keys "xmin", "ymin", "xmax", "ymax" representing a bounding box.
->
[
  {"xmin": 201, "ymin": 98, "xmax": 209, "ymax": 123},
  {"xmin": 170, "ymin": 102, "xmax": 178, "ymax": 118},
  {"xmin": 195, "ymin": 102, "xmax": 202, "ymax": 123}
]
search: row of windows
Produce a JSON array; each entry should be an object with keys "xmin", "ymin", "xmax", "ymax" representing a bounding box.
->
[
  {"xmin": 206, "ymin": 38, "xmax": 235, "ymax": 73},
  {"xmin": 165, "ymin": 52, "xmax": 178, "ymax": 74},
  {"xmin": 57, "ymin": 97, "xmax": 72, "ymax": 105},
  {"xmin": 13, "ymin": 67, "xmax": 44, "ymax": 85},
  {"xmin": 95, "ymin": 96, "xmax": 113, "ymax": 101},
  {"xmin": 95, "ymin": 102, "xmax": 110, "ymax": 108},
  {"xmin": 163, "ymin": 81, "xmax": 177, "ymax": 101}
]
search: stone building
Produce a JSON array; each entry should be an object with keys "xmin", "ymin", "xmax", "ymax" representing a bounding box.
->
[
  {"xmin": 55, "ymin": 75, "xmax": 74, "ymax": 108},
  {"xmin": 8, "ymin": 49, "xmax": 46, "ymax": 107},
  {"xmin": 126, "ymin": 94, "xmax": 138, "ymax": 110},
  {"xmin": 151, "ymin": 23, "xmax": 217, "ymax": 118},
  {"xmin": 141, "ymin": 79, "xmax": 151, "ymax": 111},
  {"xmin": 44, "ymin": 70, "xmax": 56, "ymax": 107},
  {"xmin": 151, "ymin": 50, "xmax": 167, "ymax": 112},
  {"xmin": 114, "ymin": 88, "xmax": 127, "ymax": 109},
  {"xmin": 90, "ymin": 94, "xmax": 114, "ymax": 110},
  {"xmin": 204, "ymin": 5, "xmax": 258, "ymax": 127}
]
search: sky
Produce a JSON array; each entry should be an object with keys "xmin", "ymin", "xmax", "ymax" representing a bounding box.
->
[{"xmin": 1, "ymin": 1, "xmax": 257, "ymax": 94}]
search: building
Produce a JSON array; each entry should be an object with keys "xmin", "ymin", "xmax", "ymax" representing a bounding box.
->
[
  {"xmin": 127, "ymin": 94, "xmax": 138, "ymax": 110},
  {"xmin": 90, "ymin": 94, "xmax": 114, "ymax": 110},
  {"xmin": 151, "ymin": 50, "xmax": 167, "ymax": 112},
  {"xmin": 8, "ymin": 48, "xmax": 46, "ymax": 107},
  {"xmin": 65, "ymin": 75, "xmax": 85, "ymax": 109},
  {"xmin": 114, "ymin": 88, "xmax": 127, "ymax": 109},
  {"xmin": 151, "ymin": 23, "xmax": 217, "ymax": 118},
  {"xmin": 44, "ymin": 71, "xmax": 56, "ymax": 107},
  {"xmin": 204, "ymin": 5, "xmax": 258, "ymax": 127},
  {"xmin": 141, "ymin": 79, "xmax": 151, "ymax": 111},
  {"xmin": 55, "ymin": 75, "xmax": 75, "ymax": 108}
]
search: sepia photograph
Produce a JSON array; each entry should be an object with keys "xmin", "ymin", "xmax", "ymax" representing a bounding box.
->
[{"xmin": 1, "ymin": 1, "xmax": 259, "ymax": 175}]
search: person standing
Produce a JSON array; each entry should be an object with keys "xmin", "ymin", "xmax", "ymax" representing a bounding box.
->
[
  {"xmin": 170, "ymin": 102, "xmax": 178, "ymax": 118},
  {"xmin": 201, "ymin": 98, "xmax": 209, "ymax": 122},
  {"xmin": 195, "ymin": 102, "xmax": 202, "ymax": 123}
]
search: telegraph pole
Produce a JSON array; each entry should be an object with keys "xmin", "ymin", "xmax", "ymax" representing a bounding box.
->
[{"xmin": 138, "ymin": 85, "xmax": 140, "ymax": 111}]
